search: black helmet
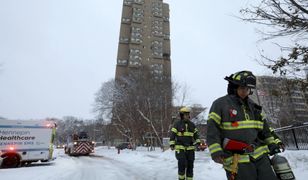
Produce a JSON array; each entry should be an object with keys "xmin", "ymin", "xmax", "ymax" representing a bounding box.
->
[{"xmin": 224, "ymin": 71, "xmax": 256, "ymax": 88}]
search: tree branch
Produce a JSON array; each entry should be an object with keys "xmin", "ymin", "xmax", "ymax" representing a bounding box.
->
[
  {"xmin": 290, "ymin": 0, "xmax": 308, "ymax": 14},
  {"xmin": 137, "ymin": 109, "xmax": 162, "ymax": 147}
]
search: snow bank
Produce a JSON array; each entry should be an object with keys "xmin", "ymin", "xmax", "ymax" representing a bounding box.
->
[{"xmin": 0, "ymin": 147, "xmax": 307, "ymax": 180}]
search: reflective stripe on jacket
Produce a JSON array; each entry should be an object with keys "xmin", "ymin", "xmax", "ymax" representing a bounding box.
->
[
  {"xmin": 169, "ymin": 119, "xmax": 200, "ymax": 150},
  {"xmin": 270, "ymin": 127, "xmax": 283, "ymax": 145},
  {"xmin": 206, "ymin": 94, "xmax": 275, "ymax": 166}
]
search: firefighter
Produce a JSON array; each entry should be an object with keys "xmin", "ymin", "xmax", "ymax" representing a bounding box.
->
[
  {"xmin": 207, "ymin": 71, "xmax": 281, "ymax": 180},
  {"xmin": 169, "ymin": 107, "xmax": 201, "ymax": 180}
]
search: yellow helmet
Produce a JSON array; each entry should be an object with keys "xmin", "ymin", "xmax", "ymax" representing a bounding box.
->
[{"xmin": 179, "ymin": 107, "xmax": 191, "ymax": 114}]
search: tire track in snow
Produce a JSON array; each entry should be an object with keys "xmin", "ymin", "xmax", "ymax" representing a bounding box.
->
[{"xmin": 62, "ymin": 155, "xmax": 148, "ymax": 180}]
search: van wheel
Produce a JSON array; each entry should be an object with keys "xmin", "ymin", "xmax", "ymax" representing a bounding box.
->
[{"xmin": 1, "ymin": 154, "xmax": 20, "ymax": 168}]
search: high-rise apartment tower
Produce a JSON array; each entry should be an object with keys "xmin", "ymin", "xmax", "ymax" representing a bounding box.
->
[
  {"xmin": 115, "ymin": 0, "xmax": 171, "ymax": 80},
  {"xmin": 112, "ymin": 0, "xmax": 173, "ymax": 140}
]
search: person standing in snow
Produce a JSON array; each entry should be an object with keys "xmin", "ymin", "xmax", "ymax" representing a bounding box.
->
[
  {"xmin": 169, "ymin": 107, "xmax": 201, "ymax": 180},
  {"xmin": 206, "ymin": 71, "xmax": 280, "ymax": 180}
]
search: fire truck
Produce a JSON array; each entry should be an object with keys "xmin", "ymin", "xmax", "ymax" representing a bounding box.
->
[
  {"xmin": 64, "ymin": 131, "xmax": 95, "ymax": 156},
  {"xmin": 0, "ymin": 119, "xmax": 56, "ymax": 168}
]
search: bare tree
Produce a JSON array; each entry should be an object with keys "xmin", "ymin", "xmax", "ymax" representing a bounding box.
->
[
  {"xmin": 253, "ymin": 76, "xmax": 307, "ymax": 127},
  {"xmin": 93, "ymin": 78, "xmax": 136, "ymax": 144},
  {"xmin": 240, "ymin": 0, "xmax": 308, "ymax": 78},
  {"xmin": 93, "ymin": 66, "xmax": 207, "ymax": 148},
  {"xmin": 173, "ymin": 82, "xmax": 192, "ymax": 107},
  {"xmin": 93, "ymin": 66, "xmax": 174, "ymax": 148},
  {"xmin": 93, "ymin": 79, "xmax": 115, "ymax": 121},
  {"xmin": 113, "ymin": 66, "xmax": 173, "ymax": 147},
  {"xmin": 257, "ymin": 82, "xmax": 293, "ymax": 127},
  {"xmin": 55, "ymin": 116, "xmax": 87, "ymax": 144}
]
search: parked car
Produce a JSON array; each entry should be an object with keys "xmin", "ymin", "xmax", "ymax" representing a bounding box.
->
[{"xmin": 116, "ymin": 142, "xmax": 132, "ymax": 150}]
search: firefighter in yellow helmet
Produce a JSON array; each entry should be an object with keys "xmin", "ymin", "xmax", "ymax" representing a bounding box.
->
[
  {"xmin": 206, "ymin": 71, "xmax": 280, "ymax": 180},
  {"xmin": 169, "ymin": 107, "xmax": 201, "ymax": 180}
]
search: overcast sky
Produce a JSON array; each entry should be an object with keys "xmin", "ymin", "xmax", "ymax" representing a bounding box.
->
[{"xmin": 0, "ymin": 0, "xmax": 281, "ymax": 120}]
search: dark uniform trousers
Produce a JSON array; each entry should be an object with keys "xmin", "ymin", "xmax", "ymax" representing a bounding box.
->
[
  {"xmin": 226, "ymin": 155, "xmax": 278, "ymax": 180},
  {"xmin": 176, "ymin": 149, "xmax": 195, "ymax": 179}
]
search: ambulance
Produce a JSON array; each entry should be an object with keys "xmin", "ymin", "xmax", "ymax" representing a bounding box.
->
[{"xmin": 0, "ymin": 119, "xmax": 56, "ymax": 168}]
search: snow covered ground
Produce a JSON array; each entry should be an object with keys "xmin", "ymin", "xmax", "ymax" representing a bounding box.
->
[{"xmin": 1, "ymin": 146, "xmax": 308, "ymax": 180}]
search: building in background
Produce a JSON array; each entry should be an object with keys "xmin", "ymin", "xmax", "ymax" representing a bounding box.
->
[
  {"xmin": 191, "ymin": 108, "xmax": 207, "ymax": 139},
  {"xmin": 115, "ymin": 0, "xmax": 171, "ymax": 81},
  {"xmin": 111, "ymin": 0, "xmax": 172, "ymax": 146},
  {"xmin": 252, "ymin": 76, "xmax": 308, "ymax": 127}
]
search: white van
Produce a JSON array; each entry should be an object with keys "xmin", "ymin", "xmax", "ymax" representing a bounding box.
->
[{"xmin": 0, "ymin": 119, "xmax": 56, "ymax": 168}]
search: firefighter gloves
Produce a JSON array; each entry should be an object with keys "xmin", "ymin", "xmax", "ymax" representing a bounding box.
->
[
  {"xmin": 278, "ymin": 142, "xmax": 286, "ymax": 152},
  {"xmin": 268, "ymin": 143, "xmax": 281, "ymax": 156},
  {"xmin": 243, "ymin": 144, "xmax": 256, "ymax": 154}
]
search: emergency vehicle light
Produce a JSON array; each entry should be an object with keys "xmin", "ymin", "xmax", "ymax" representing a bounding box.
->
[{"xmin": 9, "ymin": 146, "xmax": 15, "ymax": 151}]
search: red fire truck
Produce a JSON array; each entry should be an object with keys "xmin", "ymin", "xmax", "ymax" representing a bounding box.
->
[{"xmin": 64, "ymin": 131, "xmax": 95, "ymax": 156}]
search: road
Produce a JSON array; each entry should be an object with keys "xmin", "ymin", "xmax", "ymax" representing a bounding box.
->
[{"xmin": 1, "ymin": 147, "xmax": 306, "ymax": 180}]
